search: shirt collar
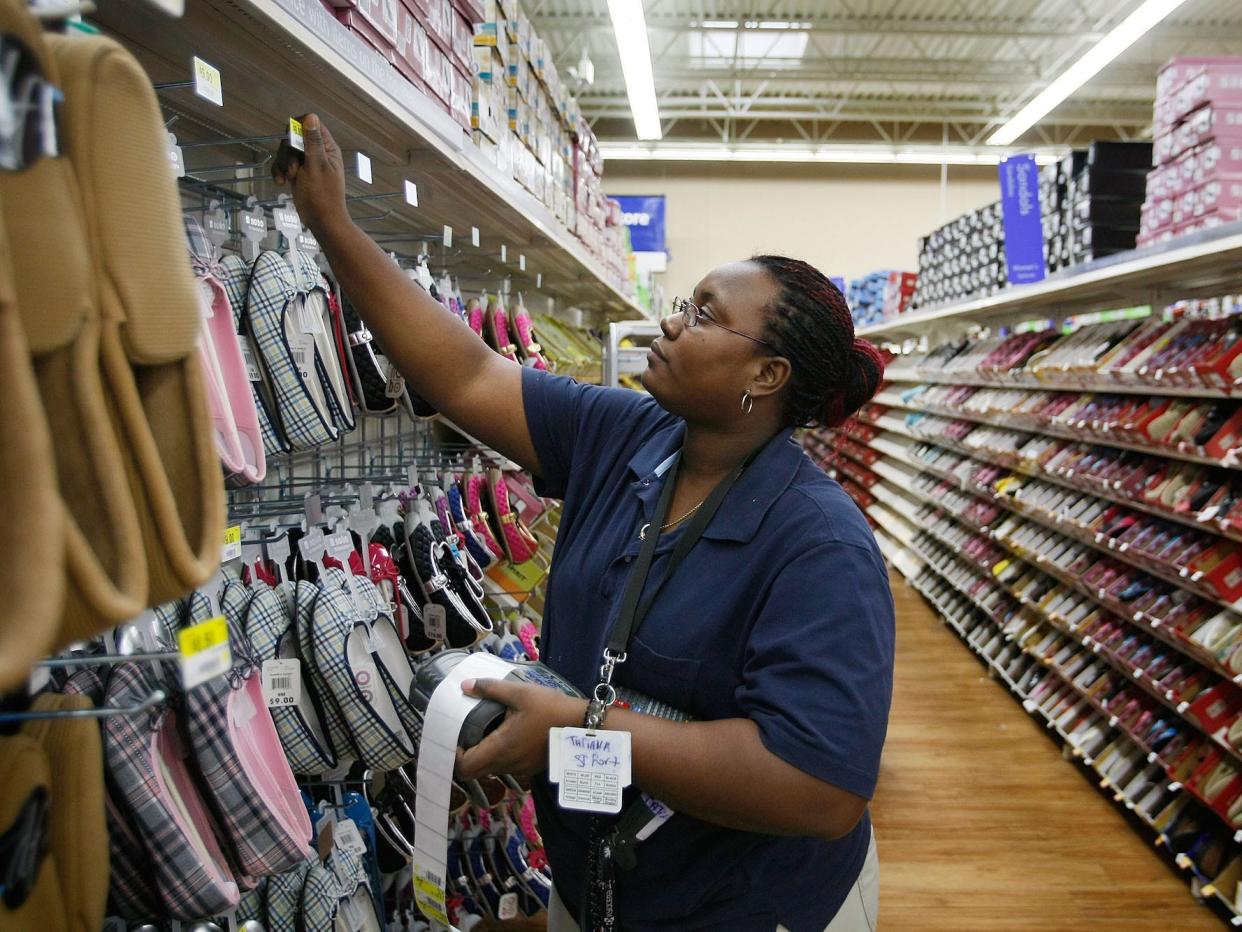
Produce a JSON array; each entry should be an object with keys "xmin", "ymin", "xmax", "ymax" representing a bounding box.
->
[{"xmin": 626, "ymin": 422, "xmax": 803, "ymax": 544}]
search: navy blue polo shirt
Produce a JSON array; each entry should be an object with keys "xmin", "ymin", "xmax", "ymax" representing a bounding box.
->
[{"xmin": 522, "ymin": 368, "xmax": 895, "ymax": 931}]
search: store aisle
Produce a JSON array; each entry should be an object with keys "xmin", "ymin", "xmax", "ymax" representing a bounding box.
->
[{"xmin": 871, "ymin": 571, "xmax": 1220, "ymax": 931}]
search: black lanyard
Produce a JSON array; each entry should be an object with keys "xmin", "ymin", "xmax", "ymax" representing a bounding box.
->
[{"xmin": 608, "ymin": 452, "xmax": 748, "ymax": 657}]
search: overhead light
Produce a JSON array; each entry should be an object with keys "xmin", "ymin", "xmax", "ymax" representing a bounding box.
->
[
  {"xmin": 701, "ymin": 19, "xmax": 738, "ymax": 29},
  {"xmin": 599, "ymin": 143, "xmax": 1062, "ymax": 165},
  {"xmin": 988, "ymin": 0, "xmax": 1194, "ymax": 145},
  {"xmin": 754, "ymin": 20, "xmax": 811, "ymax": 29},
  {"xmin": 606, "ymin": 0, "xmax": 662, "ymax": 140}
]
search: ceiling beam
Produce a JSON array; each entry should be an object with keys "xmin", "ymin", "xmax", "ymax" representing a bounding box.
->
[{"xmin": 532, "ymin": 12, "xmax": 1232, "ymax": 43}]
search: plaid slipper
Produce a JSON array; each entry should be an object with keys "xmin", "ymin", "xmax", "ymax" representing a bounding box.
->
[
  {"xmin": 311, "ymin": 568, "xmax": 417, "ymax": 771},
  {"xmin": 103, "ymin": 776, "xmax": 160, "ymax": 919},
  {"xmin": 20, "ymin": 693, "xmax": 108, "ymax": 932},
  {"xmin": 49, "ymin": 33, "xmax": 225, "ymax": 611},
  {"xmin": 165, "ymin": 591, "xmax": 312, "ymax": 878},
  {"xmin": 295, "ymin": 578, "xmax": 358, "ymax": 763},
  {"xmin": 103, "ymin": 660, "xmax": 240, "ymax": 917},
  {"xmin": 241, "ymin": 251, "xmax": 340, "ymax": 450},
  {"xmin": 237, "ymin": 874, "xmax": 268, "ymax": 925},
  {"xmin": 245, "ymin": 580, "xmax": 338, "ymax": 775},
  {"xmin": 0, "ymin": 734, "xmax": 66, "ymax": 932},
  {"xmin": 220, "ymin": 252, "xmax": 290, "ymax": 456},
  {"xmin": 186, "ymin": 217, "xmax": 266, "ymax": 484},
  {"xmin": 263, "ymin": 856, "xmax": 314, "ymax": 932},
  {"xmin": 0, "ymin": 0, "xmax": 147, "ymax": 649},
  {"xmin": 291, "ymin": 248, "xmax": 355, "ymax": 435}
]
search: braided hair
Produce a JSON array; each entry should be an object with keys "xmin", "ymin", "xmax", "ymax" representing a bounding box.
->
[{"xmin": 751, "ymin": 255, "xmax": 886, "ymax": 429}]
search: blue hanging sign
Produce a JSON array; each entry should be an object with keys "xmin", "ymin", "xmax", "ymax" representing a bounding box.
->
[
  {"xmin": 613, "ymin": 195, "xmax": 666, "ymax": 253},
  {"xmin": 998, "ymin": 155, "xmax": 1046, "ymax": 286}
]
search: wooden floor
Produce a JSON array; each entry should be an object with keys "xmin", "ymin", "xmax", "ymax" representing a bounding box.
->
[{"xmin": 872, "ymin": 571, "xmax": 1224, "ymax": 931}]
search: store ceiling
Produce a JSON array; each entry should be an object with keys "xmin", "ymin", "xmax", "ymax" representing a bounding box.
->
[{"xmin": 529, "ymin": 0, "xmax": 1242, "ymax": 149}]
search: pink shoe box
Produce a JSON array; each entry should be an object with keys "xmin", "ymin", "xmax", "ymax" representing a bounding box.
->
[
  {"xmin": 1155, "ymin": 128, "xmax": 1178, "ymax": 166},
  {"xmin": 1192, "ymin": 175, "xmax": 1242, "ymax": 219},
  {"xmin": 335, "ymin": 0, "xmax": 399, "ymax": 46},
  {"xmin": 1157, "ymin": 56, "xmax": 1237, "ymax": 102},
  {"xmin": 1171, "ymin": 63, "xmax": 1242, "ymax": 125},
  {"xmin": 1136, "ymin": 226, "xmax": 1177, "ymax": 249},
  {"xmin": 1170, "ymin": 103, "xmax": 1242, "ymax": 161},
  {"xmin": 1140, "ymin": 197, "xmax": 1175, "ymax": 236}
]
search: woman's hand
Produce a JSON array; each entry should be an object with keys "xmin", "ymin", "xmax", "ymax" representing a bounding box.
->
[
  {"xmin": 272, "ymin": 113, "xmax": 350, "ymax": 236},
  {"xmin": 455, "ymin": 678, "xmax": 587, "ymax": 781}
]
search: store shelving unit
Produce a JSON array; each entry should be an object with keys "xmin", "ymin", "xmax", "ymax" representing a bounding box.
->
[
  {"xmin": 94, "ymin": 0, "xmax": 648, "ymax": 321},
  {"xmin": 858, "ymin": 221, "xmax": 1242, "ymax": 341},
  {"xmin": 815, "ymin": 235, "xmax": 1242, "ymax": 922}
]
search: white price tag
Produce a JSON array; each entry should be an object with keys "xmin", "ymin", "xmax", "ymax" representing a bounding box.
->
[
  {"xmin": 423, "ymin": 604, "xmax": 447, "ymax": 641},
  {"xmin": 178, "ymin": 616, "xmax": 232, "ymax": 690},
  {"xmin": 501, "ymin": 244, "xmax": 507, "ymax": 263},
  {"xmin": 262, "ymin": 658, "xmax": 302, "ymax": 707},
  {"xmin": 290, "ymin": 340, "xmax": 313, "ymax": 381},
  {"xmin": 289, "ymin": 117, "xmax": 305, "ymax": 152},
  {"xmin": 498, "ymin": 893, "xmax": 519, "ymax": 920},
  {"xmin": 471, "ymin": 226, "xmax": 480, "ymax": 247},
  {"xmin": 192, "ymin": 56, "xmax": 223, "ymax": 106},
  {"xmin": 443, "ymin": 225, "xmax": 453, "ymax": 248},
  {"xmin": 356, "ymin": 152, "xmax": 373, "ymax": 184},
  {"xmin": 537, "ymin": 273, "xmax": 542, "ymax": 288},
  {"xmin": 376, "ymin": 354, "xmax": 405, "ymax": 398},
  {"xmin": 325, "ymin": 530, "xmax": 354, "ymax": 565},
  {"xmin": 548, "ymin": 727, "xmax": 632, "ymax": 814},
  {"xmin": 519, "ymin": 254, "xmax": 526, "ymax": 271},
  {"xmin": 335, "ymin": 818, "xmax": 368, "ymax": 857},
  {"xmin": 298, "ymin": 527, "xmax": 326, "ymax": 563},
  {"xmin": 168, "ymin": 133, "xmax": 185, "ymax": 178},
  {"xmin": 240, "ymin": 342, "xmax": 262, "ymax": 382},
  {"xmin": 404, "ymin": 179, "xmax": 418, "ymax": 206}
]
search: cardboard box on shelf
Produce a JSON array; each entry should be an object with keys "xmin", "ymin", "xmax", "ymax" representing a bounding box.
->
[
  {"xmin": 336, "ymin": 9, "xmax": 398, "ymax": 63},
  {"xmin": 449, "ymin": 65, "xmax": 472, "ymax": 132},
  {"xmin": 452, "ymin": 0, "xmax": 485, "ymax": 21},
  {"xmin": 472, "ymin": 44, "xmax": 503, "ymax": 82},
  {"xmin": 450, "ymin": 10, "xmax": 473, "ymax": 71}
]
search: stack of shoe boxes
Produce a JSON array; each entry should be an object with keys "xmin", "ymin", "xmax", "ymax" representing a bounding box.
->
[
  {"xmin": 1141, "ymin": 56, "xmax": 1242, "ymax": 248},
  {"xmin": 848, "ymin": 271, "xmax": 918, "ymax": 328},
  {"xmin": 1065, "ymin": 140, "xmax": 1153, "ymax": 265},
  {"xmin": 1043, "ymin": 151, "xmax": 1086, "ymax": 273},
  {"xmin": 911, "ymin": 203, "xmax": 1007, "ymax": 310}
]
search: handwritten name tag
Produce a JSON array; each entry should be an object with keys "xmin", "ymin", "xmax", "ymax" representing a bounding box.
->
[{"xmin": 548, "ymin": 727, "xmax": 632, "ymax": 814}]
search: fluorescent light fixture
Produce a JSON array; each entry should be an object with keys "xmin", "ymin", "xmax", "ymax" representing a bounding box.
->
[
  {"xmin": 606, "ymin": 0, "xmax": 662, "ymax": 140},
  {"xmin": 988, "ymin": 0, "xmax": 1194, "ymax": 145},
  {"xmin": 600, "ymin": 143, "xmax": 1061, "ymax": 165},
  {"xmin": 701, "ymin": 19, "xmax": 738, "ymax": 28},
  {"xmin": 754, "ymin": 20, "xmax": 811, "ymax": 29}
]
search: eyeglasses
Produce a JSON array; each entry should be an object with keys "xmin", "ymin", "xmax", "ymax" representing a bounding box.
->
[{"xmin": 672, "ymin": 297, "xmax": 773, "ymax": 350}]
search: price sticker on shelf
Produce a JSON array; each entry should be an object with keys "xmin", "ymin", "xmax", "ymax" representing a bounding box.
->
[
  {"xmin": 221, "ymin": 525, "xmax": 242, "ymax": 563},
  {"xmin": 262, "ymin": 659, "xmax": 301, "ymax": 707},
  {"xmin": 404, "ymin": 179, "xmax": 418, "ymax": 206},
  {"xmin": 442, "ymin": 225, "xmax": 453, "ymax": 248},
  {"xmin": 192, "ymin": 57, "xmax": 223, "ymax": 106},
  {"xmin": 471, "ymin": 226, "xmax": 480, "ymax": 247},
  {"xmin": 179, "ymin": 616, "xmax": 232, "ymax": 690},
  {"xmin": 289, "ymin": 117, "xmax": 305, "ymax": 152},
  {"xmin": 536, "ymin": 272, "xmax": 543, "ymax": 288},
  {"xmin": 356, "ymin": 152, "xmax": 373, "ymax": 184},
  {"xmin": 500, "ymin": 244, "xmax": 507, "ymax": 263}
]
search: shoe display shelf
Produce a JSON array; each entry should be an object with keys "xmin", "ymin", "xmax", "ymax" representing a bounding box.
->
[
  {"xmin": 895, "ymin": 531, "xmax": 1242, "ymax": 925},
  {"xmin": 94, "ymin": 0, "xmax": 647, "ymax": 322},
  {"xmin": 856, "ymin": 221, "xmax": 1242, "ymax": 341}
]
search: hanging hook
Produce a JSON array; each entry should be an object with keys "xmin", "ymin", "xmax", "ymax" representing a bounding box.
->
[{"xmin": 0, "ymin": 689, "xmax": 167, "ymax": 723}]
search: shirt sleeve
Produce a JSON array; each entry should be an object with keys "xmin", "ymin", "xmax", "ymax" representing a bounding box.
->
[
  {"xmin": 736, "ymin": 538, "xmax": 895, "ymax": 799},
  {"xmin": 521, "ymin": 366, "xmax": 659, "ymax": 500}
]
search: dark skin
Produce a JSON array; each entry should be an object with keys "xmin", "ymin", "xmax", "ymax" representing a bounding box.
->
[{"xmin": 274, "ymin": 114, "xmax": 868, "ymax": 841}]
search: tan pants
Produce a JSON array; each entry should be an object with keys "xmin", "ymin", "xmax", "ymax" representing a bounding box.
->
[{"xmin": 548, "ymin": 826, "xmax": 880, "ymax": 932}]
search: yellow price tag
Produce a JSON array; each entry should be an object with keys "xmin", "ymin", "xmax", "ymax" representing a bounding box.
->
[
  {"xmin": 413, "ymin": 874, "xmax": 448, "ymax": 924},
  {"xmin": 178, "ymin": 616, "xmax": 232, "ymax": 689},
  {"xmin": 180, "ymin": 616, "xmax": 228, "ymax": 657},
  {"xmin": 289, "ymin": 117, "xmax": 305, "ymax": 152},
  {"xmin": 192, "ymin": 56, "xmax": 223, "ymax": 106},
  {"xmin": 1202, "ymin": 884, "xmax": 1217, "ymax": 898},
  {"xmin": 221, "ymin": 525, "xmax": 242, "ymax": 562}
]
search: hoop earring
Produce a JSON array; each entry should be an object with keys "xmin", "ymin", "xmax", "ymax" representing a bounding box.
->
[{"xmin": 741, "ymin": 391, "xmax": 754, "ymax": 415}]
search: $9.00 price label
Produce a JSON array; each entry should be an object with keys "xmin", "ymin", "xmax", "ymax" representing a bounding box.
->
[{"xmin": 262, "ymin": 659, "xmax": 301, "ymax": 707}]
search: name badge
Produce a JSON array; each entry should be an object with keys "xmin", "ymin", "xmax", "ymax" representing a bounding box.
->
[{"xmin": 548, "ymin": 727, "xmax": 632, "ymax": 814}]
